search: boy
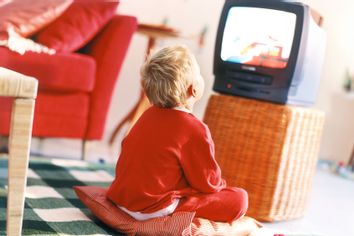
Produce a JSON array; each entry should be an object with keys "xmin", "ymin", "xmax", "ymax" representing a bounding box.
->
[{"xmin": 107, "ymin": 45, "xmax": 248, "ymax": 222}]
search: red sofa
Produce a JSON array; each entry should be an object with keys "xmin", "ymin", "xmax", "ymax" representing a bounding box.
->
[{"xmin": 0, "ymin": 15, "xmax": 137, "ymax": 140}]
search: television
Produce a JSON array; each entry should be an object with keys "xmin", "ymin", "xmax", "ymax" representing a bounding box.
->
[{"xmin": 213, "ymin": 0, "xmax": 326, "ymax": 106}]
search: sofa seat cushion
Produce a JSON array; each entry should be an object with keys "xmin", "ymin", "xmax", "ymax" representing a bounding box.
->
[
  {"xmin": 0, "ymin": 97, "xmax": 12, "ymax": 136},
  {"xmin": 0, "ymin": 47, "xmax": 96, "ymax": 92},
  {"xmin": 0, "ymin": 92, "xmax": 90, "ymax": 138}
]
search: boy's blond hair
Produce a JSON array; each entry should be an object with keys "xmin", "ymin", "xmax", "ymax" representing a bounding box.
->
[{"xmin": 140, "ymin": 45, "xmax": 196, "ymax": 108}]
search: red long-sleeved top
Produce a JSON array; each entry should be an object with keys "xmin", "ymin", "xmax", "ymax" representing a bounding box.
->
[{"xmin": 107, "ymin": 106, "xmax": 226, "ymax": 213}]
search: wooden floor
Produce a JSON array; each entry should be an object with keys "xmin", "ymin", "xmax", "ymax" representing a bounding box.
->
[{"xmin": 264, "ymin": 169, "xmax": 354, "ymax": 236}]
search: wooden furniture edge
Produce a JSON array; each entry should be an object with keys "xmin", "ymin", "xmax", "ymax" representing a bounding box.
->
[{"xmin": 0, "ymin": 67, "xmax": 38, "ymax": 99}]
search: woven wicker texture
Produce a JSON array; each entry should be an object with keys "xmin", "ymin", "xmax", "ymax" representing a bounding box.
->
[{"xmin": 203, "ymin": 94, "xmax": 325, "ymax": 222}]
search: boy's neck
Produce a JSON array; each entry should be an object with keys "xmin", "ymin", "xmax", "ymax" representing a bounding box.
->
[
  {"xmin": 173, "ymin": 106, "xmax": 192, "ymax": 113},
  {"xmin": 172, "ymin": 97, "xmax": 197, "ymax": 113}
]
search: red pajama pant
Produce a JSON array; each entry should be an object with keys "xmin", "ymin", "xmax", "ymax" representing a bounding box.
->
[{"xmin": 174, "ymin": 187, "xmax": 248, "ymax": 222}]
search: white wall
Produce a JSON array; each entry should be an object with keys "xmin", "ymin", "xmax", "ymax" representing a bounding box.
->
[
  {"xmin": 104, "ymin": 0, "xmax": 354, "ymax": 162},
  {"xmin": 302, "ymin": 0, "xmax": 354, "ymax": 110},
  {"xmin": 302, "ymin": 0, "xmax": 354, "ymax": 162},
  {"xmin": 106, "ymin": 0, "xmax": 224, "ymax": 144}
]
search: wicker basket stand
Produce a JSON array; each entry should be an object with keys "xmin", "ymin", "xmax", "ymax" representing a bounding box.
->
[{"xmin": 203, "ymin": 94, "xmax": 325, "ymax": 222}]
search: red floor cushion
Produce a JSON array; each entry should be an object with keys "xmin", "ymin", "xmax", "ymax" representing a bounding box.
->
[{"xmin": 74, "ymin": 186, "xmax": 262, "ymax": 236}]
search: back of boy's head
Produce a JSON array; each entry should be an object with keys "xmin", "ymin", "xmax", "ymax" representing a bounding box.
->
[{"xmin": 140, "ymin": 45, "xmax": 196, "ymax": 108}]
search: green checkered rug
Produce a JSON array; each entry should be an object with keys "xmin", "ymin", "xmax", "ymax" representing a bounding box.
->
[{"xmin": 0, "ymin": 156, "xmax": 124, "ymax": 236}]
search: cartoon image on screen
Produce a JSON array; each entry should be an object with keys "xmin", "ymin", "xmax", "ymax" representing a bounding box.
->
[{"xmin": 221, "ymin": 7, "xmax": 296, "ymax": 69}]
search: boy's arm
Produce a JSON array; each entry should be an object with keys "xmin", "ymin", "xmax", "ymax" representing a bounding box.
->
[{"xmin": 180, "ymin": 124, "xmax": 226, "ymax": 193}]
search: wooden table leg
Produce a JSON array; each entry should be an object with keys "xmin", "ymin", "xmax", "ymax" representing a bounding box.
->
[
  {"xmin": 7, "ymin": 98, "xmax": 35, "ymax": 236},
  {"xmin": 109, "ymin": 34, "xmax": 157, "ymax": 145},
  {"xmin": 109, "ymin": 91, "xmax": 150, "ymax": 145},
  {"xmin": 348, "ymin": 145, "xmax": 354, "ymax": 171},
  {"xmin": 126, "ymin": 93, "xmax": 150, "ymax": 133}
]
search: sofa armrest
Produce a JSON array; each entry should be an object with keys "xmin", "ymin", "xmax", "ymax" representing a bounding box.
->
[
  {"xmin": 83, "ymin": 15, "xmax": 137, "ymax": 139},
  {"xmin": 0, "ymin": 47, "xmax": 96, "ymax": 92}
]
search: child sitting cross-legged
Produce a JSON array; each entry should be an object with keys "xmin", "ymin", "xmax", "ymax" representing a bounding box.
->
[{"xmin": 107, "ymin": 45, "xmax": 248, "ymax": 222}]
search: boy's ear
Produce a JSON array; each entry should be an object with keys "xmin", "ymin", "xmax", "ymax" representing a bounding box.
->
[{"xmin": 187, "ymin": 85, "xmax": 197, "ymax": 97}]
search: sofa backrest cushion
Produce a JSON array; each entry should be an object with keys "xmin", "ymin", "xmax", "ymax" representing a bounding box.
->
[
  {"xmin": 35, "ymin": 0, "xmax": 119, "ymax": 53},
  {"xmin": 0, "ymin": 0, "xmax": 72, "ymax": 39}
]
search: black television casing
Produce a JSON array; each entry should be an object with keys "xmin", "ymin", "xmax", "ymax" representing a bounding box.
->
[{"xmin": 213, "ymin": 0, "xmax": 325, "ymax": 105}]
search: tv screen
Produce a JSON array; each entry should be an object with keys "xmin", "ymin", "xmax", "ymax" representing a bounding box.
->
[{"xmin": 221, "ymin": 7, "xmax": 297, "ymax": 69}]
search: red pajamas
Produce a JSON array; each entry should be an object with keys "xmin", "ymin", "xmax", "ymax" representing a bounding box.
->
[
  {"xmin": 107, "ymin": 106, "xmax": 248, "ymax": 222},
  {"xmin": 175, "ymin": 187, "xmax": 248, "ymax": 222}
]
